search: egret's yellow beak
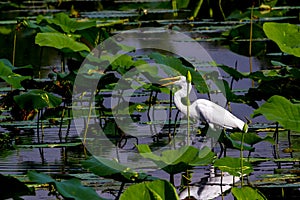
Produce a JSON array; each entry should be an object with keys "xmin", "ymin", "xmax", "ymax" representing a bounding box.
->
[{"xmin": 160, "ymin": 76, "xmax": 180, "ymax": 87}]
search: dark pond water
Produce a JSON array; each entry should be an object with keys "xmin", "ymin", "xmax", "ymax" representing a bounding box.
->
[
  {"xmin": 1, "ymin": 40, "xmax": 299, "ymax": 199},
  {"xmin": 1, "ymin": 1, "xmax": 300, "ymax": 199}
]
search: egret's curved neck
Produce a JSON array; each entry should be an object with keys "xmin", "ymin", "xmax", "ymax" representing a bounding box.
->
[{"xmin": 173, "ymin": 82, "xmax": 192, "ymax": 115}]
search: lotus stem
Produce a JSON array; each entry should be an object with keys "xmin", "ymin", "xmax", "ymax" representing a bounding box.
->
[
  {"xmin": 170, "ymin": 173, "xmax": 174, "ymax": 185},
  {"xmin": 221, "ymin": 171, "xmax": 224, "ymax": 200},
  {"xmin": 61, "ymin": 52, "xmax": 65, "ymax": 73},
  {"xmin": 168, "ymin": 89, "xmax": 172, "ymax": 141},
  {"xmin": 83, "ymin": 93, "xmax": 94, "ymax": 146},
  {"xmin": 288, "ymin": 130, "xmax": 293, "ymax": 159},
  {"xmin": 172, "ymin": 0, "xmax": 178, "ymax": 17},
  {"xmin": 37, "ymin": 109, "xmax": 40, "ymax": 143},
  {"xmin": 41, "ymin": 113, "xmax": 44, "ymax": 143},
  {"xmin": 116, "ymin": 182, "xmax": 125, "ymax": 200},
  {"xmin": 186, "ymin": 71, "xmax": 192, "ymax": 145},
  {"xmin": 192, "ymin": 0, "xmax": 204, "ymax": 19},
  {"xmin": 249, "ymin": 5, "xmax": 254, "ymax": 87},
  {"xmin": 240, "ymin": 131, "xmax": 245, "ymax": 186},
  {"xmin": 39, "ymin": 47, "xmax": 43, "ymax": 79},
  {"xmin": 66, "ymin": 103, "xmax": 71, "ymax": 138},
  {"xmin": 219, "ymin": 0, "xmax": 226, "ymax": 20},
  {"xmin": 186, "ymin": 71, "xmax": 192, "ymax": 198},
  {"xmin": 58, "ymin": 103, "xmax": 66, "ymax": 141},
  {"xmin": 12, "ymin": 30, "xmax": 16, "ymax": 66}
]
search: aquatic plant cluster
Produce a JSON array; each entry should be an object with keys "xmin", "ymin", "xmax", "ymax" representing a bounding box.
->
[{"xmin": 0, "ymin": 0, "xmax": 300, "ymax": 199}]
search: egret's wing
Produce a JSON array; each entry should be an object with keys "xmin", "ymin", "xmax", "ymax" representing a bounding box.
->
[{"xmin": 195, "ymin": 99, "xmax": 244, "ymax": 130}]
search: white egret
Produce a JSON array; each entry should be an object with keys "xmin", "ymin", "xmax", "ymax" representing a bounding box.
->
[{"xmin": 161, "ymin": 76, "xmax": 248, "ymax": 133}]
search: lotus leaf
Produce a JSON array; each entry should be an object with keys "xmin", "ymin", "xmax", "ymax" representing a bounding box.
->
[
  {"xmin": 214, "ymin": 157, "xmax": 253, "ymax": 177},
  {"xmin": 82, "ymin": 156, "xmax": 155, "ymax": 183},
  {"xmin": 35, "ymin": 32, "xmax": 90, "ymax": 52},
  {"xmin": 27, "ymin": 170, "xmax": 55, "ymax": 184},
  {"xmin": 0, "ymin": 173, "xmax": 33, "ymax": 199},
  {"xmin": 120, "ymin": 179, "xmax": 179, "ymax": 200},
  {"xmin": 263, "ymin": 22, "xmax": 300, "ymax": 57},
  {"xmin": 232, "ymin": 186, "xmax": 267, "ymax": 200},
  {"xmin": 0, "ymin": 60, "xmax": 31, "ymax": 88},
  {"xmin": 137, "ymin": 144, "xmax": 215, "ymax": 175},
  {"xmin": 149, "ymin": 52, "xmax": 208, "ymax": 93},
  {"xmin": 229, "ymin": 132, "xmax": 274, "ymax": 146},
  {"xmin": 14, "ymin": 89, "xmax": 62, "ymax": 110},
  {"xmin": 36, "ymin": 13, "xmax": 96, "ymax": 33},
  {"xmin": 27, "ymin": 171, "xmax": 104, "ymax": 200},
  {"xmin": 218, "ymin": 131, "xmax": 254, "ymax": 152},
  {"xmin": 252, "ymin": 95, "xmax": 300, "ymax": 132}
]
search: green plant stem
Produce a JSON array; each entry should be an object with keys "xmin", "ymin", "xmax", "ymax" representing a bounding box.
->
[
  {"xmin": 169, "ymin": 89, "xmax": 173, "ymax": 141},
  {"xmin": 83, "ymin": 93, "xmax": 94, "ymax": 146},
  {"xmin": 37, "ymin": 109, "xmax": 40, "ymax": 143},
  {"xmin": 186, "ymin": 72, "xmax": 191, "ymax": 198},
  {"xmin": 116, "ymin": 182, "xmax": 125, "ymax": 200},
  {"xmin": 221, "ymin": 171, "xmax": 224, "ymax": 200},
  {"xmin": 240, "ymin": 132, "xmax": 245, "ymax": 186},
  {"xmin": 249, "ymin": 5, "xmax": 254, "ymax": 87},
  {"xmin": 219, "ymin": 0, "xmax": 226, "ymax": 20},
  {"xmin": 187, "ymin": 86, "xmax": 190, "ymax": 145},
  {"xmin": 61, "ymin": 52, "xmax": 65, "ymax": 73},
  {"xmin": 58, "ymin": 102, "xmax": 66, "ymax": 141},
  {"xmin": 170, "ymin": 173, "xmax": 174, "ymax": 185},
  {"xmin": 13, "ymin": 30, "xmax": 16, "ymax": 66},
  {"xmin": 192, "ymin": 0, "xmax": 204, "ymax": 19},
  {"xmin": 66, "ymin": 104, "xmax": 71, "ymax": 137},
  {"xmin": 172, "ymin": 0, "xmax": 178, "ymax": 17},
  {"xmin": 41, "ymin": 115, "xmax": 44, "ymax": 143},
  {"xmin": 38, "ymin": 47, "xmax": 43, "ymax": 79},
  {"xmin": 187, "ymin": 170, "xmax": 191, "ymax": 198}
]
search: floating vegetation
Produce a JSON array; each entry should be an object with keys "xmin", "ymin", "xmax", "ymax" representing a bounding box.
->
[{"xmin": 0, "ymin": 0, "xmax": 300, "ymax": 199}]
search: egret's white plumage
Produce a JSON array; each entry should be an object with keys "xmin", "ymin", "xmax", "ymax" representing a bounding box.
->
[{"xmin": 162, "ymin": 76, "xmax": 247, "ymax": 132}]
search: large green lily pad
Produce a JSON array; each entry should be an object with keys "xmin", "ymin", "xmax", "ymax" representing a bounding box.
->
[
  {"xmin": 214, "ymin": 157, "xmax": 253, "ymax": 177},
  {"xmin": 120, "ymin": 179, "xmax": 179, "ymax": 200},
  {"xmin": 252, "ymin": 95, "xmax": 300, "ymax": 132},
  {"xmin": 36, "ymin": 13, "xmax": 96, "ymax": 33},
  {"xmin": 35, "ymin": 32, "xmax": 90, "ymax": 52},
  {"xmin": 0, "ymin": 60, "xmax": 31, "ymax": 88},
  {"xmin": 263, "ymin": 22, "xmax": 300, "ymax": 57},
  {"xmin": 27, "ymin": 171, "xmax": 105, "ymax": 200},
  {"xmin": 0, "ymin": 174, "xmax": 34, "ymax": 199},
  {"xmin": 232, "ymin": 186, "xmax": 267, "ymax": 200},
  {"xmin": 149, "ymin": 52, "xmax": 209, "ymax": 94},
  {"xmin": 14, "ymin": 89, "xmax": 62, "ymax": 110},
  {"xmin": 137, "ymin": 145, "xmax": 215, "ymax": 175},
  {"xmin": 81, "ymin": 156, "xmax": 155, "ymax": 183}
]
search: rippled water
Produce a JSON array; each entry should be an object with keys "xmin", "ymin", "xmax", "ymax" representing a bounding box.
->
[
  {"xmin": 0, "ymin": 40, "xmax": 288, "ymax": 197},
  {"xmin": 1, "ymin": 6, "xmax": 300, "ymax": 198}
]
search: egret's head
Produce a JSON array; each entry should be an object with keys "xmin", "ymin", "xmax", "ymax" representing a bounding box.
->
[{"xmin": 160, "ymin": 76, "xmax": 187, "ymax": 87}]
